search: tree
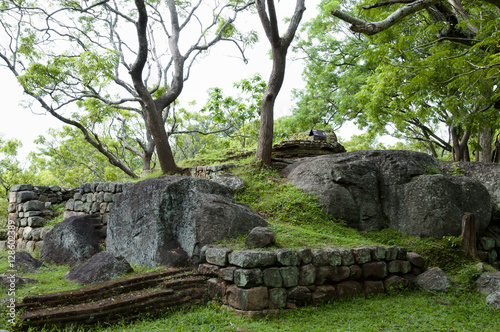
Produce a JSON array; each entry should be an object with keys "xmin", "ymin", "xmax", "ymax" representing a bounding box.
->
[
  {"xmin": 0, "ymin": 135, "xmax": 38, "ymax": 222},
  {"xmin": 31, "ymin": 126, "xmax": 140, "ymax": 186},
  {"xmin": 255, "ymin": 0, "xmax": 306, "ymax": 166},
  {"xmin": 294, "ymin": 0, "xmax": 500, "ymax": 161},
  {"xmin": 0, "ymin": 0, "xmax": 255, "ymax": 175}
]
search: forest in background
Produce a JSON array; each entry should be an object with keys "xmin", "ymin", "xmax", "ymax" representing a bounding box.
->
[{"xmin": 0, "ymin": 0, "xmax": 499, "ymax": 220}]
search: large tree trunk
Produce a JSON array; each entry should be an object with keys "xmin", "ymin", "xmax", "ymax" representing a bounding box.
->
[
  {"xmin": 256, "ymin": 48, "xmax": 287, "ymax": 165},
  {"xmin": 255, "ymin": 0, "xmax": 305, "ymax": 166},
  {"xmin": 450, "ymin": 124, "xmax": 470, "ymax": 161},
  {"xmin": 477, "ymin": 127, "xmax": 494, "ymax": 163}
]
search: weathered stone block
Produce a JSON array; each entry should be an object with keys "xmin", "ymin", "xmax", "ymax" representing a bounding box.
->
[
  {"xmin": 396, "ymin": 247, "xmax": 407, "ymax": 260},
  {"xmin": 269, "ymin": 288, "xmax": 287, "ymax": 309},
  {"xmin": 244, "ymin": 227, "xmax": 275, "ymax": 248},
  {"xmin": 370, "ymin": 246, "xmax": 386, "ymax": 261},
  {"xmin": 229, "ymin": 250, "xmax": 276, "ymax": 268},
  {"xmin": 337, "ymin": 281, "xmax": 363, "ymax": 299},
  {"xmin": 363, "ymin": 280, "xmax": 385, "ymax": 297},
  {"xmin": 227, "ymin": 285, "xmax": 269, "ymax": 311},
  {"xmin": 297, "ymin": 248, "xmax": 313, "ymax": 264},
  {"xmin": 352, "ymin": 247, "xmax": 371, "ymax": 264},
  {"xmin": 24, "ymin": 211, "xmax": 43, "ymax": 218},
  {"xmin": 311, "ymin": 249, "xmax": 329, "ymax": 266},
  {"xmin": 299, "ymin": 264, "xmax": 316, "ymax": 286},
  {"xmin": 208, "ymin": 278, "xmax": 227, "ymax": 299},
  {"xmin": 17, "ymin": 191, "xmax": 38, "ymax": 203},
  {"xmin": 287, "ymin": 286, "xmax": 312, "ymax": 305},
  {"xmin": 384, "ymin": 275, "xmax": 406, "ymax": 290},
  {"xmin": 275, "ymin": 249, "xmax": 300, "ymax": 266},
  {"xmin": 349, "ymin": 265, "xmax": 363, "ymax": 280},
  {"xmin": 11, "ymin": 184, "xmax": 34, "ymax": 192},
  {"xmin": 388, "ymin": 260, "xmax": 412, "ymax": 274},
  {"xmin": 316, "ymin": 266, "xmax": 350, "ymax": 284},
  {"xmin": 263, "ymin": 267, "xmax": 283, "ymax": 288},
  {"xmin": 325, "ymin": 248, "xmax": 342, "ymax": 266},
  {"xmin": 197, "ymin": 264, "xmax": 220, "ymax": 277},
  {"xmin": 65, "ymin": 199, "xmax": 75, "ymax": 210},
  {"xmin": 385, "ymin": 246, "xmax": 398, "ymax": 261},
  {"xmin": 280, "ymin": 266, "xmax": 299, "ymax": 288},
  {"xmin": 312, "ymin": 285, "xmax": 337, "ymax": 304},
  {"xmin": 28, "ymin": 217, "xmax": 44, "ymax": 227},
  {"xmin": 234, "ymin": 268, "xmax": 263, "ymax": 288},
  {"xmin": 407, "ymin": 252, "xmax": 425, "ymax": 268},
  {"xmin": 8, "ymin": 203, "xmax": 16, "ymax": 213},
  {"xmin": 362, "ymin": 261, "xmax": 388, "ymax": 279},
  {"xmin": 206, "ymin": 247, "xmax": 232, "ymax": 266},
  {"xmin": 219, "ymin": 267, "xmax": 237, "ymax": 282}
]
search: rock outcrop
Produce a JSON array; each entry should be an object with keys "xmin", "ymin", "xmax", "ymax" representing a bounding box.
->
[
  {"xmin": 40, "ymin": 215, "xmax": 102, "ymax": 267},
  {"xmin": 285, "ymin": 150, "xmax": 491, "ymax": 236},
  {"xmin": 106, "ymin": 176, "xmax": 267, "ymax": 268}
]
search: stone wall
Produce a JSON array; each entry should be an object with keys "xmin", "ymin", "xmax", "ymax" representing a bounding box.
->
[
  {"xmin": 198, "ymin": 246, "xmax": 425, "ymax": 314},
  {"xmin": 183, "ymin": 163, "xmax": 237, "ymax": 179},
  {"xmin": 4, "ymin": 182, "xmax": 127, "ymax": 252}
]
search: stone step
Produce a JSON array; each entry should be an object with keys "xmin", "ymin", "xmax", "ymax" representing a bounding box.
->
[
  {"xmin": 18, "ymin": 267, "xmax": 194, "ymax": 310},
  {"xmin": 17, "ymin": 268, "xmax": 208, "ymax": 330}
]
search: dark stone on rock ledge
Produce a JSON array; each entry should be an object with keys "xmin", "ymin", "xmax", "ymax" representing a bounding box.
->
[{"xmin": 244, "ymin": 227, "xmax": 275, "ymax": 248}]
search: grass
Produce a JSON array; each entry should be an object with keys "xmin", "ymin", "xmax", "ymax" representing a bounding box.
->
[
  {"xmin": 17, "ymin": 290, "xmax": 499, "ymax": 332},
  {"xmin": 1, "ymin": 161, "xmax": 498, "ymax": 331}
]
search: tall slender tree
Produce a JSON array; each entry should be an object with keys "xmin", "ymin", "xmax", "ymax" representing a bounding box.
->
[{"xmin": 255, "ymin": 0, "xmax": 306, "ymax": 166}]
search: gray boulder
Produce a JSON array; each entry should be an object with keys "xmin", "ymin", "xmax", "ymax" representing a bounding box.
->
[
  {"xmin": 245, "ymin": 227, "xmax": 276, "ymax": 248},
  {"xmin": 440, "ymin": 161, "xmax": 500, "ymax": 210},
  {"xmin": 395, "ymin": 174, "xmax": 491, "ymax": 237},
  {"xmin": 486, "ymin": 292, "xmax": 500, "ymax": 309},
  {"xmin": 40, "ymin": 215, "xmax": 101, "ymax": 267},
  {"xmin": 106, "ymin": 176, "xmax": 267, "ymax": 267},
  {"xmin": 416, "ymin": 267, "xmax": 451, "ymax": 292},
  {"xmin": 285, "ymin": 150, "xmax": 491, "ymax": 236},
  {"xmin": 475, "ymin": 272, "xmax": 500, "ymax": 295},
  {"xmin": 14, "ymin": 251, "xmax": 46, "ymax": 273},
  {"xmin": 64, "ymin": 251, "xmax": 133, "ymax": 285}
]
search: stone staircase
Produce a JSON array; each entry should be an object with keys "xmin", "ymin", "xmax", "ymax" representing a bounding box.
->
[{"xmin": 16, "ymin": 267, "xmax": 208, "ymax": 330}]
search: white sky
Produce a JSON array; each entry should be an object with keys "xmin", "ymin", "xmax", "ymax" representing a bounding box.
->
[{"xmin": 0, "ymin": 0, "xmax": 366, "ymax": 161}]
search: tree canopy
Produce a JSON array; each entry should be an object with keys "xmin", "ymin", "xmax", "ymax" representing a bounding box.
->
[
  {"xmin": 0, "ymin": 0, "xmax": 256, "ymax": 176},
  {"xmin": 293, "ymin": 0, "xmax": 500, "ymax": 161}
]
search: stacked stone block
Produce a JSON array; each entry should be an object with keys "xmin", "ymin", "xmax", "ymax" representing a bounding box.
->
[
  {"xmin": 184, "ymin": 164, "xmax": 237, "ymax": 179},
  {"xmin": 6, "ymin": 184, "xmax": 77, "ymax": 251},
  {"xmin": 63, "ymin": 182, "xmax": 128, "ymax": 238},
  {"xmin": 199, "ymin": 246, "xmax": 426, "ymax": 314},
  {"xmin": 478, "ymin": 237, "xmax": 500, "ymax": 266}
]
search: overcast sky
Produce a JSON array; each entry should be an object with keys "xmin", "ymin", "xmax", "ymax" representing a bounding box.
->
[{"xmin": 0, "ymin": 0, "xmax": 365, "ymax": 160}]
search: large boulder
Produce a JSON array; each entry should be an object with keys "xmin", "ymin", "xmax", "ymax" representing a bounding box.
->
[
  {"xmin": 64, "ymin": 251, "xmax": 133, "ymax": 285},
  {"xmin": 40, "ymin": 215, "xmax": 102, "ymax": 267},
  {"xmin": 440, "ymin": 162, "xmax": 500, "ymax": 210},
  {"xmin": 395, "ymin": 175, "xmax": 491, "ymax": 237},
  {"xmin": 285, "ymin": 150, "xmax": 491, "ymax": 236},
  {"xmin": 106, "ymin": 176, "xmax": 267, "ymax": 267}
]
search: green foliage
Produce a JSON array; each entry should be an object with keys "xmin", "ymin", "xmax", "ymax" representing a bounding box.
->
[
  {"xmin": 294, "ymin": 0, "xmax": 500, "ymax": 160},
  {"xmin": 31, "ymin": 126, "xmax": 140, "ymax": 186}
]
